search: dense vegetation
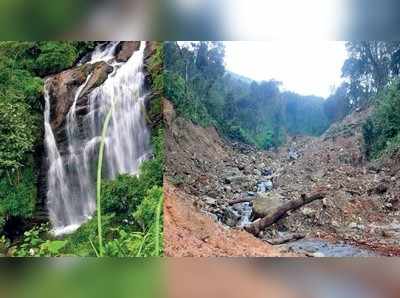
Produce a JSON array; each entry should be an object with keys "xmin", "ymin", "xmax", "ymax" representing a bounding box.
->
[
  {"xmin": 338, "ymin": 42, "xmax": 400, "ymax": 159},
  {"xmin": 0, "ymin": 41, "xmax": 92, "ymax": 242},
  {"xmin": 0, "ymin": 41, "xmax": 163, "ymax": 256},
  {"xmin": 165, "ymin": 41, "xmax": 400, "ymax": 158},
  {"xmin": 164, "ymin": 42, "xmax": 330, "ymax": 149}
]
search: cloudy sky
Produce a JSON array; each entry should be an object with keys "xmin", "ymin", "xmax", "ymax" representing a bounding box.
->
[{"xmin": 224, "ymin": 41, "xmax": 348, "ymax": 98}]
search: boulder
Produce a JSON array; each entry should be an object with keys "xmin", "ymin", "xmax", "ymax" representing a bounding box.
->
[
  {"xmin": 252, "ymin": 192, "xmax": 285, "ymax": 219},
  {"xmin": 261, "ymin": 168, "xmax": 273, "ymax": 176},
  {"xmin": 223, "ymin": 207, "xmax": 241, "ymax": 227},
  {"xmin": 256, "ymin": 162, "xmax": 266, "ymax": 170},
  {"xmin": 115, "ymin": 41, "xmax": 141, "ymax": 62},
  {"xmin": 224, "ymin": 174, "xmax": 248, "ymax": 185},
  {"xmin": 301, "ymin": 207, "xmax": 316, "ymax": 218},
  {"xmin": 257, "ymin": 180, "xmax": 273, "ymax": 192},
  {"xmin": 46, "ymin": 61, "xmax": 113, "ymax": 133}
]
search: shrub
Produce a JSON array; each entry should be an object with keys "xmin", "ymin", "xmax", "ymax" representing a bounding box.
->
[
  {"xmin": 0, "ymin": 100, "xmax": 36, "ymax": 170},
  {"xmin": 363, "ymin": 79, "xmax": 400, "ymax": 158},
  {"xmin": 34, "ymin": 42, "xmax": 78, "ymax": 76},
  {"xmin": 0, "ymin": 166, "xmax": 36, "ymax": 224}
]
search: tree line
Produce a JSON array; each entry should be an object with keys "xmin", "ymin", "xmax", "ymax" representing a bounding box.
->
[{"xmin": 165, "ymin": 41, "xmax": 400, "ymax": 158}]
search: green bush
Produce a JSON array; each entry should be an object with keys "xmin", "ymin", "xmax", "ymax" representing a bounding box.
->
[
  {"xmin": 0, "ymin": 100, "xmax": 36, "ymax": 170},
  {"xmin": 101, "ymin": 174, "xmax": 144, "ymax": 216},
  {"xmin": 133, "ymin": 186, "xmax": 163, "ymax": 231},
  {"xmin": 0, "ymin": 166, "xmax": 36, "ymax": 224},
  {"xmin": 363, "ymin": 79, "xmax": 400, "ymax": 158},
  {"xmin": 34, "ymin": 42, "xmax": 78, "ymax": 76}
]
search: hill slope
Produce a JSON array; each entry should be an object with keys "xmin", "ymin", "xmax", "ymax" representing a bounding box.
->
[{"xmin": 165, "ymin": 100, "xmax": 400, "ymax": 256}]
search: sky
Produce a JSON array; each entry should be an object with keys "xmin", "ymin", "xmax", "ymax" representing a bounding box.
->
[{"xmin": 224, "ymin": 41, "xmax": 348, "ymax": 98}]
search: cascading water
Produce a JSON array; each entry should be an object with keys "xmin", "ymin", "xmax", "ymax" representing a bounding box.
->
[{"xmin": 44, "ymin": 41, "xmax": 151, "ymax": 236}]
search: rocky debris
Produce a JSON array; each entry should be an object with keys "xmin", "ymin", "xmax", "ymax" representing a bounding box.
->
[
  {"xmin": 165, "ymin": 101, "xmax": 400, "ymax": 256},
  {"xmin": 301, "ymin": 207, "xmax": 317, "ymax": 218},
  {"xmin": 265, "ymin": 232, "xmax": 305, "ymax": 245},
  {"xmin": 368, "ymin": 183, "xmax": 388, "ymax": 195},
  {"xmin": 288, "ymin": 148, "xmax": 299, "ymax": 160},
  {"xmin": 257, "ymin": 180, "xmax": 273, "ymax": 192},
  {"xmin": 164, "ymin": 182, "xmax": 289, "ymax": 256},
  {"xmin": 223, "ymin": 207, "xmax": 241, "ymax": 227},
  {"xmin": 252, "ymin": 192, "xmax": 285, "ymax": 219}
]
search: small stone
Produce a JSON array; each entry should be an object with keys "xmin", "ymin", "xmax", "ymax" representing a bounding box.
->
[
  {"xmin": 202, "ymin": 196, "xmax": 217, "ymax": 206},
  {"xmin": 253, "ymin": 169, "xmax": 262, "ymax": 176},
  {"xmin": 301, "ymin": 207, "xmax": 316, "ymax": 217}
]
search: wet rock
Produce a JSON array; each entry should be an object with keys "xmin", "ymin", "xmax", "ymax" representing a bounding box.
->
[
  {"xmin": 261, "ymin": 168, "xmax": 273, "ymax": 176},
  {"xmin": 257, "ymin": 180, "xmax": 273, "ymax": 192},
  {"xmin": 288, "ymin": 148, "xmax": 299, "ymax": 160},
  {"xmin": 223, "ymin": 207, "xmax": 241, "ymax": 227},
  {"xmin": 256, "ymin": 162, "xmax": 266, "ymax": 170},
  {"xmin": 81, "ymin": 62, "xmax": 113, "ymax": 97},
  {"xmin": 252, "ymin": 192, "xmax": 285, "ymax": 219},
  {"xmin": 115, "ymin": 41, "xmax": 140, "ymax": 62}
]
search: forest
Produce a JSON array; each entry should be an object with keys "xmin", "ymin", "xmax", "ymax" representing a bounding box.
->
[
  {"xmin": 164, "ymin": 41, "xmax": 400, "ymax": 156},
  {"xmin": 0, "ymin": 41, "xmax": 163, "ymax": 256}
]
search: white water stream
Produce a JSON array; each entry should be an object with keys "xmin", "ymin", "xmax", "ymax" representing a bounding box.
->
[{"xmin": 43, "ymin": 42, "xmax": 151, "ymax": 235}]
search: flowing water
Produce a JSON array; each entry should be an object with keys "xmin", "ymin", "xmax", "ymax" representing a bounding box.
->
[{"xmin": 44, "ymin": 42, "xmax": 151, "ymax": 236}]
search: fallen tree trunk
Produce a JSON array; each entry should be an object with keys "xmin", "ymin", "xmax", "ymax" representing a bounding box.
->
[
  {"xmin": 228, "ymin": 197, "xmax": 255, "ymax": 205},
  {"xmin": 244, "ymin": 191, "xmax": 327, "ymax": 236}
]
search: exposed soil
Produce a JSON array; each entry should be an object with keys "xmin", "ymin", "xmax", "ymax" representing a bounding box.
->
[
  {"xmin": 164, "ymin": 181, "xmax": 290, "ymax": 256},
  {"xmin": 164, "ymin": 99, "xmax": 400, "ymax": 256}
]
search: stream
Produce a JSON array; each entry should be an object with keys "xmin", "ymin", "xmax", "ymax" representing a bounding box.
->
[{"xmin": 280, "ymin": 237, "xmax": 378, "ymax": 257}]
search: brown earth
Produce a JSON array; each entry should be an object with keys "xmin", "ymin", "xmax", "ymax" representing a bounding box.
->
[
  {"xmin": 164, "ymin": 98, "xmax": 400, "ymax": 256},
  {"xmin": 164, "ymin": 181, "xmax": 293, "ymax": 257}
]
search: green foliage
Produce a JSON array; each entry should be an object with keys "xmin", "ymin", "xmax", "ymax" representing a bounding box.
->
[
  {"xmin": 11, "ymin": 224, "xmax": 48, "ymax": 257},
  {"xmin": 39, "ymin": 240, "xmax": 68, "ymax": 256},
  {"xmin": 363, "ymin": 80, "xmax": 400, "ymax": 158},
  {"xmin": 0, "ymin": 100, "xmax": 37, "ymax": 170},
  {"xmin": 101, "ymin": 174, "xmax": 144, "ymax": 216},
  {"xmin": 61, "ymin": 214, "xmax": 113, "ymax": 256},
  {"xmin": 34, "ymin": 42, "xmax": 78, "ymax": 76},
  {"xmin": 133, "ymin": 186, "xmax": 163, "ymax": 231},
  {"xmin": 103, "ymin": 228, "xmax": 147, "ymax": 257},
  {"xmin": 0, "ymin": 235, "xmax": 10, "ymax": 255},
  {"xmin": 101, "ymin": 128, "xmax": 164, "ymax": 220},
  {"xmin": 165, "ymin": 42, "xmax": 331, "ymax": 149},
  {"xmin": 0, "ymin": 166, "xmax": 36, "ymax": 230}
]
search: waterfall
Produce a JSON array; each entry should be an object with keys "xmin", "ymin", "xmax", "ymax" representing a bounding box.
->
[{"xmin": 44, "ymin": 41, "xmax": 151, "ymax": 236}]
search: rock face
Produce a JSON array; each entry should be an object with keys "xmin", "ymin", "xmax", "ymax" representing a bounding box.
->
[
  {"xmin": 46, "ymin": 62, "xmax": 113, "ymax": 134},
  {"xmin": 115, "ymin": 41, "xmax": 141, "ymax": 62},
  {"xmin": 252, "ymin": 192, "xmax": 285, "ymax": 219},
  {"xmin": 37, "ymin": 41, "xmax": 155, "ymax": 221}
]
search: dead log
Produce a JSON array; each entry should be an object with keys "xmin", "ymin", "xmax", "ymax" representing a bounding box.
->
[
  {"xmin": 228, "ymin": 197, "xmax": 255, "ymax": 205},
  {"xmin": 264, "ymin": 233, "xmax": 305, "ymax": 245},
  {"xmin": 244, "ymin": 191, "xmax": 327, "ymax": 236}
]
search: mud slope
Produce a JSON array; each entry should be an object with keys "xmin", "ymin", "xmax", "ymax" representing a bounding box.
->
[{"xmin": 165, "ymin": 99, "xmax": 400, "ymax": 256}]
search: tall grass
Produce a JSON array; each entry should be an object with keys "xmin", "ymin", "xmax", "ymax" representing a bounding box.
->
[{"xmin": 96, "ymin": 103, "xmax": 114, "ymax": 257}]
